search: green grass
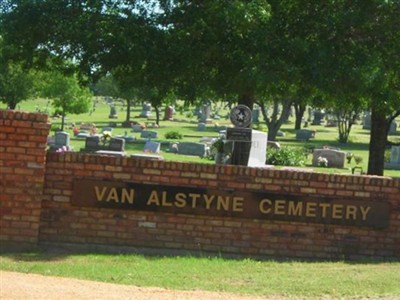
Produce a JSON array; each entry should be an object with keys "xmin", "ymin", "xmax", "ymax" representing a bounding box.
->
[
  {"xmin": 3, "ymin": 97, "xmax": 400, "ymax": 177},
  {"xmin": 1, "ymin": 251, "xmax": 399, "ymax": 298}
]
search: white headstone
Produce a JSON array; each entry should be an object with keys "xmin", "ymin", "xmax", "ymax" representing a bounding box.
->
[{"xmin": 247, "ymin": 130, "xmax": 268, "ymax": 167}]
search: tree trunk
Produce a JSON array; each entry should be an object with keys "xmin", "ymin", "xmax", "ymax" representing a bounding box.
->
[
  {"xmin": 238, "ymin": 91, "xmax": 254, "ymax": 110},
  {"xmin": 367, "ymin": 107, "xmax": 388, "ymax": 176},
  {"xmin": 125, "ymin": 99, "xmax": 131, "ymax": 122},
  {"xmin": 154, "ymin": 104, "xmax": 160, "ymax": 126},
  {"xmin": 294, "ymin": 103, "xmax": 306, "ymax": 130},
  {"xmin": 61, "ymin": 110, "xmax": 66, "ymax": 131},
  {"xmin": 8, "ymin": 100, "xmax": 17, "ymax": 110},
  {"xmin": 259, "ymin": 98, "xmax": 292, "ymax": 141}
]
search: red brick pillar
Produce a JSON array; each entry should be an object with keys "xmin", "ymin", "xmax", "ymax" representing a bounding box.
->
[{"xmin": 0, "ymin": 110, "xmax": 50, "ymax": 247}]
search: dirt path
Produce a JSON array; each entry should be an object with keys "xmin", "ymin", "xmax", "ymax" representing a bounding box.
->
[{"xmin": 1, "ymin": 271, "xmax": 274, "ymax": 300}]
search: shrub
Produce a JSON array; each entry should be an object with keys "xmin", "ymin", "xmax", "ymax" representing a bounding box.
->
[
  {"xmin": 165, "ymin": 131, "xmax": 183, "ymax": 140},
  {"xmin": 266, "ymin": 146, "xmax": 308, "ymax": 166},
  {"xmin": 354, "ymin": 155, "xmax": 363, "ymax": 165}
]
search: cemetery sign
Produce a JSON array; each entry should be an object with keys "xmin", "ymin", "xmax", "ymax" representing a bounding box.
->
[{"xmin": 72, "ymin": 179, "xmax": 390, "ymax": 229}]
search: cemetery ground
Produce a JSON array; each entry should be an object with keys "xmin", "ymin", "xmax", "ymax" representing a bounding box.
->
[
  {"xmin": 2, "ymin": 100, "xmax": 400, "ymax": 299},
  {"xmin": 1, "ymin": 250, "xmax": 400, "ymax": 299},
  {"xmin": 12, "ymin": 97, "xmax": 400, "ymax": 177}
]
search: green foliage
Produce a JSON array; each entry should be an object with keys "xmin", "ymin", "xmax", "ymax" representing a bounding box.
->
[
  {"xmin": 39, "ymin": 71, "xmax": 92, "ymax": 130},
  {"xmin": 165, "ymin": 131, "xmax": 183, "ymax": 140},
  {"xmin": 354, "ymin": 155, "xmax": 363, "ymax": 165},
  {"xmin": 266, "ymin": 146, "xmax": 308, "ymax": 166},
  {"xmin": 0, "ymin": 37, "xmax": 34, "ymax": 108}
]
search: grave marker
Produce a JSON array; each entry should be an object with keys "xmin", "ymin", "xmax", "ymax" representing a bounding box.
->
[
  {"xmin": 177, "ymin": 142, "xmax": 208, "ymax": 157},
  {"xmin": 140, "ymin": 131, "xmax": 158, "ymax": 139},
  {"xmin": 50, "ymin": 131, "xmax": 71, "ymax": 151},
  {"xmin": 139, "ymin": 103, "xmax": 152, "ymax": 118},
  {"xmin": 296, "ymin": 129, "xmax": 315, "ymax": 141},
  {"xmin": 312, "ymin": 149, "xmax": 346, "ymax": 168},
  {"xmin": 144, "ymin": 141, "xmax": 161, "ymax": 153},
  {"xmin": 385, "ymin": 146, "xmax": 400, "ymax": 170}
]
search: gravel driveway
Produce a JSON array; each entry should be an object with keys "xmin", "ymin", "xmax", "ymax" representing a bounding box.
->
[{"xmin": 1, "ymin": 271, "xmax": 272, "ymax": 300}]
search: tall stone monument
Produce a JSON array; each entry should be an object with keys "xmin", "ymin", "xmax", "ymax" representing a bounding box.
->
[
  {"xmin": 226, "ymin": 105, "xmax": 268, "ymax": 166},
  {"xmin": 227, "ymin": 105, "xmax": 253, "ymax": 166}
]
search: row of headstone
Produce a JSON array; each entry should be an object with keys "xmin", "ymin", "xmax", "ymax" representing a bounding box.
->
[{"xmin": 83, "ymin": 136, "xmax": 125, "ymax": 152}]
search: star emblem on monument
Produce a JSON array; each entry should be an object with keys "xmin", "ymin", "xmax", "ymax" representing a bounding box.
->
[{"xmin": 230, "ymin": 105, "xmax": 252, "ymax": 128}]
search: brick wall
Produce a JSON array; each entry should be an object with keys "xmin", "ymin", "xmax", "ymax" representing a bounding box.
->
[
  {"xmin": 41, "ymin": 153, "xmax": 400, "ymax": 260},
  {"xmin": 0, "ymin": 110, "xmax": 50, "ymax": 246},
  {"xmin": 2, "ymin": 110, "xmax": 399, "ymax": 259}
]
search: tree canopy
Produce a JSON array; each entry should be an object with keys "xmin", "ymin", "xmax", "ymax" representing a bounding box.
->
[{"xmin": 1, "ymin": 0, "xmax": 399, "ymax": 175}]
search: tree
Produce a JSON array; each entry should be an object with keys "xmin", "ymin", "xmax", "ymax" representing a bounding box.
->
[
  {"xmin": 295, "ymin": 1, "xmax": 400, "ymax": 175},
  {"xmin": 161, "ymin": 0, "xmax": 272, "ymax": 109},
  {"xmin": 0, "ymin": 62, "xmax": 34, "ymax": 109},
  {"xmin": 0, "ymin": 37, "xmax": 34, "ymax": 109},
  {"xmin": 41, "ymin": 72, "xmax": 92, "ymax": 131},
  {"xmin": 94, "ymin": 73, "xmax": 138, "ymax": 124},
  {"xmin": 2, "ymin": 0, "xmax": 399, "ymax": 173}
]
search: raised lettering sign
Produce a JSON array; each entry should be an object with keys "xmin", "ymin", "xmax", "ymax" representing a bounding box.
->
[{"xmin": 71, "ymin": 179, "xmax": 390, "ymax": 229}]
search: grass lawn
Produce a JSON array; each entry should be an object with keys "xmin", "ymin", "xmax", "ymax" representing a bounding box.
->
[
  {"xmin": 4, "ymin": 98, "xmax": 400, "ymax": 177},
  {"xmin": 1, "ymin": 250, "xmax": 399, "ymax": 299}
]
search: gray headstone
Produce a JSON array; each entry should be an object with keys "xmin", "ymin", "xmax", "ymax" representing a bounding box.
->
[
  {"xmin": 312, "ymin": 149, "xmax": 346, "ymax": 168},
  {"xmin": 144, "ymin": 141, "xmax": 161, "ymax": 153},
  {"xmin": 312, "ymin": 110, "xmax": 325, "ymax": 125},
  {"xmin": 139, "ymin": 103, "xmax": 152, "ymax": 118},
  {"xmin": 199, "ymin": 103, "xmax": 212, "ymax": 123},
  {"xmin": 177, "ymin": 142, "xmax": 208, "ymax": 157},
  {"xmin": 388, "ymin": 121, "xmax": 397, "ymax": 135},
  {"xmin": 296, "ymin": 129, "xmax": 315, "ymax": 141},
  {"xmin": 384, "ymin": 146, "xmax": 400, "ymax": 170},
  {"xmin": 362, "ymin": 112, "xmax": 371, "ymax": 130},
  {"xmin": 109, "ymin": 137, "xmax": 125, "ymax": 151},
  {"xmin": 109, "ymin": 106, "xmax": 118, "ymax": 119},
  {"xmin": 85, "ymin": 136, "xmax": 100, "ymax": 150},
  {"xmin": 390, "ymin": 146, "xmax": 400, "ymax": 164},
  {"xmin": 132, "ymin": 124, "xmax": 143, "ymax": 132},
  {"xmin": 140, "ymin": 131, "xmax": 158, "ymax": 139},
  {"xmin": 252, "ymin": 107, "xmax": 260, "ymax": 123},
  {"xmin": 55, "ymin": 131, "xmax": 70, "ymax": 147},
  {"xmin": 197, "ymin": 123, "xmax": 207, "ymax": 131}
]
